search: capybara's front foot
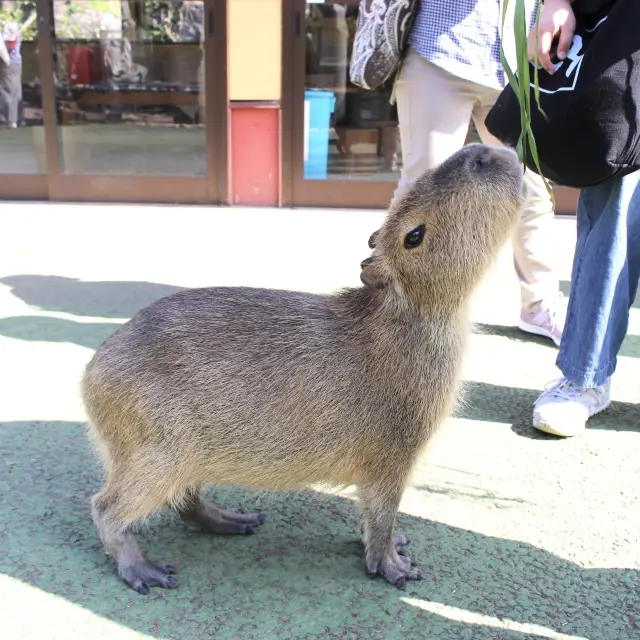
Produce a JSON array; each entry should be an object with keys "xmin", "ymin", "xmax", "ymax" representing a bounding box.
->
[
  {"xmin": 119, "ymin": 557, "xmax": 178, "ymax": 595},
  {"xmin": 359, "ymin": 482, "xmax": 421, "ymax": 589},
  {"xmin": 367, "ymin": 549, "xmax": 423, "ymax": 590}
]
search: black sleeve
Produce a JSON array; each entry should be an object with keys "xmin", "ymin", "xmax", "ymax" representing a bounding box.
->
[{"xmin": 571, "ymin": 0, "xmax": 617, "ymax": 14}]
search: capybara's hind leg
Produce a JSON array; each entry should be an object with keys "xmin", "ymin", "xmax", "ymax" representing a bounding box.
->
[
  {"xmin": 177, "ymin": 489, "xmax": 265, "ymax": 535},
  {"xmin": 359, "ymin": 480, "xmax": 423, "ymax": 589},
  {"xmin": 91, "ymin": 487, "xmax": 178, "ymax": 594}
]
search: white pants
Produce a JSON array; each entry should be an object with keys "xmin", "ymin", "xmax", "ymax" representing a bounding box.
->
[{"xmin": 395, "ymin": 48, "xmax": 560, "ymax": 311}]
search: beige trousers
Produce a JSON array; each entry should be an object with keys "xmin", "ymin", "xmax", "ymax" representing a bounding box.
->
[{"xmin": 394, "ymin": 48, "xmax": 559, "ymax": 312}]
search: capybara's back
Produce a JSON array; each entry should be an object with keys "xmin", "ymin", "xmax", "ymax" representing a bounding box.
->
[
  {"xmin": 82, "ymin": 144, "xmax": 524, "ymax": 594},
  {"xmin": 83, "ymin": 286, "xmax": 404, "ymax": 493}
]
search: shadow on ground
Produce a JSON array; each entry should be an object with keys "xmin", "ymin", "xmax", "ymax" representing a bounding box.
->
[
  {"xmin": 4, "ymin": 275, "xmax": 639, "ymax": 357},
  {"xmin": 562, "ymin": 278, "xmax": 640, "ymax": 313},
  {"xmin": 561, "ymin": 279, "xmax": 640, "ymax": 357},
  {"xmin": 0, "ymin": 274, "xmax": 190, "ymax": 349},
  {"xmin": 0, "ymin": 315, "xmax": 121, "ymax": 350},
  {"xmin": 474, "ymin": 320, "xmax": 640, "ymax": 359},
  {"xmin": 473, "ymin": 322, "xmax": 556, "ymax": 348},
  {"xmin": 475, "ymin": 281, "xmax": 640, "ymax": 358},
  {"xmin": 458, "ymin": 381, "xmax": 640, "ymax": 439},
  {"xmin": 0, "ymin": 275, "xmax": 187, "ymax": 319},
  {"xmin": 0, "ymin": 420, "xmax": 638, "ymax": 639},
  {"xmin": 4, "ymin": 314, "xmax": 638, "ymax": 362}
]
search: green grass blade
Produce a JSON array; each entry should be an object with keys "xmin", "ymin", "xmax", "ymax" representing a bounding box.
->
[{"xmin": 500, "ymin": 0, "xmax": 555, "ymax": 205}]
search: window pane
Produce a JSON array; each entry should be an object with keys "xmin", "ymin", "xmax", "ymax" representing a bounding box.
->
[
  {"xmin": 303, "ymin": 1, "xmax": 402, "ymax": 182},
  {"xmin": 50, "ymin": 0, "xmax": 207, "ymax": 177},
  {"xmin": 0, "ymin": 1, "xmax": 46, "ymax": 174}
]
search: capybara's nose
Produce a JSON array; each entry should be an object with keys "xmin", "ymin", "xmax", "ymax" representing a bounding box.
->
[
  {"xmin": 479, "ymin": 145, "xmax": 520, "ymax": 169},
  {"xmin": 475, "ymin": 149, "xmax": 492, "ymax": 170},
  {"xmin": 360, "ymin": 256, "xmax": 374, "ymax": 270}
]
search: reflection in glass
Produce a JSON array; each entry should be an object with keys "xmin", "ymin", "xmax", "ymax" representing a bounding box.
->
[
  {"xmin": 304, "ymin": 1, "xmax": 402, "ymax": 182},
  {"xmin": 51, "ymin": 0, "xmax": 206, "ymax": 176},
  {"xmin": 0, "ymin": 1, "xmax": 45, "ymax": 173}
]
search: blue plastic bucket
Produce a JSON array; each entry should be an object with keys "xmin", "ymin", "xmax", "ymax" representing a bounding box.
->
[{"xmin": 304, "ymin": 89, "xmax": 336, "ymax": 180}]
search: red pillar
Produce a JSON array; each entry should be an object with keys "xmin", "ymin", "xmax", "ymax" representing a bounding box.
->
[{"xmin": 229, "ymin": 103, "xmax": 280, "ymax": 206}]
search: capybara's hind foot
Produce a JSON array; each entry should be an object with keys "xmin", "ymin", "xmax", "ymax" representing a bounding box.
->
[
  {"xmin": 119, "ymin": 558, "xmax": 178, "ymax": 595},
  {"xmin": 394, "ymin": 534, "xmax": 410, "ymax": 555},
  {"xmin": 179, "ymin": 498, "xmax": 265, "ymax": 535},
  {"xmin": 367, "ymin": 550, "xmax": 423, "ymax": 590}
]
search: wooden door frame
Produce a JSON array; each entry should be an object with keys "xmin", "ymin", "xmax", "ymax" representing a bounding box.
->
[
  {"xmin": 281, "ymin": 0, "xmax": 578, "ymax": 214},
  {"xmin": 0, "ymin": 0, "xmax": 229, "ymax": 205}
]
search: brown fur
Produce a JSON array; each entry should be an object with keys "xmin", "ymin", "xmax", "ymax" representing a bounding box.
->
[{"xmin": 81, "ymin": 144, "xmax": 524, "ymax": 594}]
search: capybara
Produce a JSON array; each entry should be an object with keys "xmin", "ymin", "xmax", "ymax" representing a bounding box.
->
[{"xmin": 81, "ymin": 144, "xmax": 524, "ymax": 594}]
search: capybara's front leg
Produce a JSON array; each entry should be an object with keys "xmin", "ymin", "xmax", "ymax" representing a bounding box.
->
[{"xmin": 359, "ymin": 480, "xmax": 423, "ymax": 589}]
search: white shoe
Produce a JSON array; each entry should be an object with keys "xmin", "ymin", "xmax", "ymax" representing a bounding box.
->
[{"xmin": 533, "ymin": 377, "xmax": 612, "ymax": 437}]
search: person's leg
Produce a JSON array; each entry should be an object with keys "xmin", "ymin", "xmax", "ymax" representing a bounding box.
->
[
  {"xmin": 533, "ymin": 170, "xmax": 640, "ymax": 436},
  {"xmin": 0, "ymin": 61, "xmax": 11, "ymax": 127},
  {"xmin": 7, "ymin": 58, "xmax": 21, "ymax": 128},
  {"xmin": 473, "ymin": 95, "xmax": 565, "ymax": 345},
  {"xmin": 394, "ymin": 49, "xmax": 476, "ymax": 199}
]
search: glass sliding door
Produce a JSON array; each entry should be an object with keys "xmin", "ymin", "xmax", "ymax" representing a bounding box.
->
[
  {"xmin": 304, "ymin": 1, "xmax": 401, "ymax": 182},
  {"xmin": 284, "ymin": 0, "xmax": 401, "ymax": 208},
  {"xmin": 282, "ymin": 0, "xmax": 578, "ymax": 213},
  {"xmin": 0, "ymin": 0, "xmax": 48, "ymax": 198},
  {"xmin": 43, "ymin": 0, "xmax": 227, "ymax": 203}
]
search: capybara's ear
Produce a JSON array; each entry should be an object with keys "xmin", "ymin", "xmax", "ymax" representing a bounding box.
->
[
  {"xmin": 368, "ymin": 230, "xmax": 379, "ymax": 249},
  {"xmin": 360, "ymin": 256, "xmax": 387, "ymax": 289}
]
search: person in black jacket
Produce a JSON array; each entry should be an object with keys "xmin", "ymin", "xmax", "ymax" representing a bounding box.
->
[{"xmin": 527, "ymin": 0, "xmax": 638, "ymax": 437}]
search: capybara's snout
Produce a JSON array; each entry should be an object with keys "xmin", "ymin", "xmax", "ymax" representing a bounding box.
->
[{"xmin": 467, "ymin": 144, "xmax": 523, "ymax": 188}]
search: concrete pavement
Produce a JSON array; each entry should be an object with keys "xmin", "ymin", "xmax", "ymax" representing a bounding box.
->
[{"xmin": 0, "ymin": 202, "xmax": 639, "ymax": 640}]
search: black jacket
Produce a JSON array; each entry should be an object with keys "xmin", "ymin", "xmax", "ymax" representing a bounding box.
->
[{"xmin": 572, "ymin": 0, "xmax": 616, "ymax": 14}]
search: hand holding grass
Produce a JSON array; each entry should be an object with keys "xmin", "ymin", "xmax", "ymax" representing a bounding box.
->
[{"xmin": 528, "ymin": 0, "xmax": 577, "ymax": 74}]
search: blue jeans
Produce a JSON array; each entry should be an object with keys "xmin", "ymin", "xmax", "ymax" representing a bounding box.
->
[{"xmin": 557, "ymin": 170, "xmax": 640, "ymax": 387}]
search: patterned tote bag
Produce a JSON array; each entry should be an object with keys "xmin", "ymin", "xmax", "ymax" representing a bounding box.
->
[{"xmin": 349, "ymin": 0, "xmax": 418, "ymax": 91}]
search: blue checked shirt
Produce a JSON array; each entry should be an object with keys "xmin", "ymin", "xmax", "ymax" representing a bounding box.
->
[{"xmin": 408, "ymin": 0, "xmax": 539, "ymax": 91}]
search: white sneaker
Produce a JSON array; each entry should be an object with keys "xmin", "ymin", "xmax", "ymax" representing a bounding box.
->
[{"xmin": 533, "ymin": 377, "xmax": 612, "ymax": 437}]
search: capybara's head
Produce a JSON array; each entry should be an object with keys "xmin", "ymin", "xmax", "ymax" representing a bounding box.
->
[{"xmin": 360, "ymin": 144, "xmax": 524, "ymax": 307}]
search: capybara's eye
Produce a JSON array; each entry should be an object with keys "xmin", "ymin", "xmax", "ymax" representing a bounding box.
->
[{"xmin": 403, "ymin": 225, "xmax": 426, "ymax": 249}]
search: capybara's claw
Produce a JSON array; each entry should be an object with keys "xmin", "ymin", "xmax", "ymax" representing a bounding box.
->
[
  {"xmin": 368, "ymin": 551, "xmax": 423, "ymax": 590},
  {"xmin": 120, "ymin": 559, "xmax": 179, "ymax": 594}
]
